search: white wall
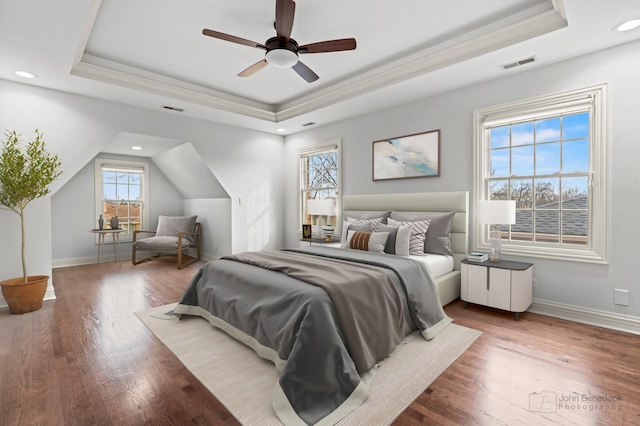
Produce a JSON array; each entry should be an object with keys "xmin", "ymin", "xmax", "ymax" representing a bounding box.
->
[
  {"xmin": 152, "ymin": 143, "xmax": 229, "ymax": 199},
  {"xmin": 0, "ymin": 79, "xmax": 285, "ymax": 294},
  {"xmin": 183, "ymin": 198, "xmax": 232, "ymax": 258},
  {"xmin": 285, "ymin": 40, "xmax": 640, "ymax": 319}
]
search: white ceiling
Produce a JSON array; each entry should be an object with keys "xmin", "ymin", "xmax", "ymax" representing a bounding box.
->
[{"xmin": 1, "ymin": 0, "xmax": 639, "ymax": 137}]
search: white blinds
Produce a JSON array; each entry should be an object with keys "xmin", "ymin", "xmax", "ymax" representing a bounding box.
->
[
  {"xmin": 482, "ymin": 93, "xmax": 594, "ymax": 129},
  {"xmin": 298, "ymin": 141, "xmax": 338, "ymax": 157},
  {"xmin": 101, "ymin": 164, "xmax": 144, "ymax": 173}
]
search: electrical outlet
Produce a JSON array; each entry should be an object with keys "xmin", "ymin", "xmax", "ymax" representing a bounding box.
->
[
  {"xmin": 614, "ymin": 289, "xmax": 629, "ymax": 306},
  {"xmin": 532, "ymin": 279, "xmax": 538, "ymax": 288}
]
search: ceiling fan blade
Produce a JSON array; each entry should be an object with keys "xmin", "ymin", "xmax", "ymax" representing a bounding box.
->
[
  {"xmin": 238, "ymin": 59, "xmax": 269, "ymax": 77},
  {"xmin": 292, "ymin": 61, "xmax": 319, "ymax": 83},
  {"xmin": 275, "ymin": 0, "xmax": 295, "ymax": 40},
  {"xmin": 202, "ymin": 29, "xmax": 266, "ymax": 49},
  {"xmin": 299, "ymin": 38, "xmax": 357, "ymax": 54}
]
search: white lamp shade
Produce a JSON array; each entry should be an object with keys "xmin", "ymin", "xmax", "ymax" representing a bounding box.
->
[
  {"xmin": 477, "ymin": 200, "xmax": 516, "ymax": 225},
  {"xmin": 307, "ymin": 199, "xmax": 335, "ymax": 216}
]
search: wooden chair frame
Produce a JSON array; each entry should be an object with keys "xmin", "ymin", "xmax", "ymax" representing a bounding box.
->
[{"xmin": 132, "ymin": 222, "xmax": 202, "ymax": 269}]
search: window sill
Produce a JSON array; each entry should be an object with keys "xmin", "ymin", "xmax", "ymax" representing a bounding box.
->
[{"xmin": 475, "ymin": 242, "xmax": 608, "ymax": 265}]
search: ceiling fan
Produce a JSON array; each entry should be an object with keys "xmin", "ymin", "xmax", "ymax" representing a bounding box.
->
[{"xmin": 202, "ymin": 0, "xmax": 356, "ymax": 83}]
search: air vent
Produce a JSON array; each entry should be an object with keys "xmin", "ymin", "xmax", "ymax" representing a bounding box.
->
[
  {"xmin": 500, "ymin": 56, "xmax": 537, "ymax": 70},
  {"xmin": 302, "ymin": 122, "xmax": 316, "ymax": 127},
  {"xmin": 162, "ymin": 105, "xmax": 184, "ymax": 112}
]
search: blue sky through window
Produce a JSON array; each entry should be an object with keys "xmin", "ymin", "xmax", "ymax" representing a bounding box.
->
[{"xmin": 490, "ymin": 112, "xmax": 589, "ymax": 193}]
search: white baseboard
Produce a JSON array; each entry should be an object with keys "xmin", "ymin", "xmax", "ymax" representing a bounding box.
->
[
  {"xmin": 53, "ymin": 255, "xmax": 105, "ymax": 268},
  {"xmin": 529, "ymin": 299, "xmax": 640, "ymax": 336},
  {"xmin": 53, "ymin": 252, "xmax": 218, "ymax": 268}
]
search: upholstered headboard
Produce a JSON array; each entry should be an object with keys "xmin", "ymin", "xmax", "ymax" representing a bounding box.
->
[{"xmin": 341, "ymin": 191, "xmax": 469, "ymax": 270}]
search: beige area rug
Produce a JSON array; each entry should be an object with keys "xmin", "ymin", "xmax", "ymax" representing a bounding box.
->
[{"xmin": 136, "ymin": 303, "xmax": 481, "ymax": 425}]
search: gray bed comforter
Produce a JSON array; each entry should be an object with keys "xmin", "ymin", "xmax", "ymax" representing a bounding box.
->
[{"xmin": 173, "ymin": 246, "xmax": 452, "ymax": 425}]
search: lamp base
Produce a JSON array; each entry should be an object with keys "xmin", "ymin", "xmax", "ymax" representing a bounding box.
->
[
  {"xmin": 316, "ymin": 217, "xmax": 326, "ymax": 239},
  {"xmin": 489, "ymin": 226, "xmax": 502, "ymax": 262}
]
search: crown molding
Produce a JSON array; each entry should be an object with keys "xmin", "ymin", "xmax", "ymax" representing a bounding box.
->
[{"xmin": 71, "ymin": 0, "xmax": 567, "ymax": 123}]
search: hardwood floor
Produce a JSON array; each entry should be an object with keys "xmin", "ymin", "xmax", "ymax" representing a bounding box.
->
[{"xmin": 1, "ymin": 261, "xmax": 639, "ymax": 425}]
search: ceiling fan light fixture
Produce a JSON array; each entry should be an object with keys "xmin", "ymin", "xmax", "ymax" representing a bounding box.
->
[{"xmin": 266, "ymin": 48, "xmax": 298, "ymax": 67}]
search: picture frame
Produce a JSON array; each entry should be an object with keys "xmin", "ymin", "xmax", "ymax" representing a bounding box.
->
[
  {"xmin": 302, "ymin": 224, "xmax": 312, "ymax": 240},
  {"xmin": 372, "ymin": 129, "xmax": 441, "ymax": 181}
]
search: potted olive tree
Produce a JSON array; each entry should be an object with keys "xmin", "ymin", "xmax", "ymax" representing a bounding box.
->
[{"xmin": 0, "ymin": 130, "xmax": 61, "ymax": 314}]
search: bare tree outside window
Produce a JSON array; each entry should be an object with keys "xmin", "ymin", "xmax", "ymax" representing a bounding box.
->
[
  {"xmin": 486, "ymin": 112, "xmax": 590, "ymax": 246},
  {"xmin": 299, "ymin": 143, "xmax": 341, "ymax": 235}
]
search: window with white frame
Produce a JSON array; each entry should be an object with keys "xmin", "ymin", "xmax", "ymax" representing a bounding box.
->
[
  {"xmin": 95, "ymin": 159, "xmax": 149, "ymax": 242},
  {"xmin": 299, "ymin": 140, "xmax": 341, "ymax": 237},
  {"xmin": 473, "ymin": 84, "xmax": 608, "ymax": 263}
]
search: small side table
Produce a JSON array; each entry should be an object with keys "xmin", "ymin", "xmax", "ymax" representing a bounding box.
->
[{"xmin": 90, "ymin": 229, "xmax": 125, "ymax": 263}]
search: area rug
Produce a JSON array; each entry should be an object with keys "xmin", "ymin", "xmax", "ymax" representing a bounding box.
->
[{"xmin": 136, "ymin": 303, "xmax": 481, "ymax": 425}]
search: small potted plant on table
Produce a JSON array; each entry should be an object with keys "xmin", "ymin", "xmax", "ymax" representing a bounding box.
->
[{"xmin": 0, "ymin": 130, "xmax": 61, "ymax": 314}]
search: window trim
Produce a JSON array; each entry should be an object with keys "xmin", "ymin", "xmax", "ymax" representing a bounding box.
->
[
  {"xmin": 297, "ymin": 139, "xmax": 342, "ymax": 235},
  {"xmin": 473, "ymin": 84, "xmax": 608, "ymax": 264},
  {"xmin": 94, "ymin": 158, "xmax": 150, "ymax": 243}
]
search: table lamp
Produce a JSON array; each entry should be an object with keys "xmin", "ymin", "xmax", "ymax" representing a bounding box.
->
[
  {"xmin": 477, "ymin": 200, "xmax": 516, "ymax": 262},
  {"xmin": 307, "ymin": 199, "xmax": 335, "ymax": 239}
]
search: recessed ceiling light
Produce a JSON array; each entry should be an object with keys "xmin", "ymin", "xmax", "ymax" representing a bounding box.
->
[
  {"xmin": 131, "ymin": 146, "xmax": 143, "ymax": 150},
  {"xmin": 613, "ymin": 19, "xmax": 640, "ymax": 32},
  {"xmin": 15, "ymin": 70, "xmax": 36, "ymax": 79},
  {"xmin": 276, "ymin": 128, "xmax": 286, "ymax": 133}
]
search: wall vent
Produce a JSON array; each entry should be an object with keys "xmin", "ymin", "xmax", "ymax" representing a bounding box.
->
[
  {"xmin": 302, "ymin": 122, "xmax": 316, "ymax": 127},
  {"xmin": 162, "ymin": 105, "xmax": 184, "ymax": 112},
  {"xmin": 501, "ymin": 56, "xmax": 537, "ymax": 70}
]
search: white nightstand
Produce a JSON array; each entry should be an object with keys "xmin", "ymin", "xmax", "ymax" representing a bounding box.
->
[{"xmin": 461, "ymin": 259, "xmax": 533, "ymax": 320}]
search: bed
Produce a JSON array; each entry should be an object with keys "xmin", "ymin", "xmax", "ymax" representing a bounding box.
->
[
  {"xmin": 174, "ymin": 191, "xmax": 469, "ymax": 425},
  {"xmin": 342, "ymin": 191, "xmax": 469, "ymax": 306}
]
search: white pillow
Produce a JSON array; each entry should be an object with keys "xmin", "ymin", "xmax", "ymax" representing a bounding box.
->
[
  {"xmin": 377, "ymin": 223, "xmax": 412, "ymax": 256},
  {"xmin": 340, "ymin": 221, "xmax": 371, "ymax": 246},
  {"xmin": 345, "ymin": 230, "xmax": 389, "ymax": 253},
  {"xmin": 387, "ymin": 218, "xmax": 431, "ymax": 255}
]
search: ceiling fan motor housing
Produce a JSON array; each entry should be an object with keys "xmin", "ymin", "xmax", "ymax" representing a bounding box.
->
[
  {"xmin": 265, "ymin": 37, "xmax": 299, "ymax": 67},
  {"xmin": 201, "ymin": 0, "xmax": 355, "ymax": 81}
]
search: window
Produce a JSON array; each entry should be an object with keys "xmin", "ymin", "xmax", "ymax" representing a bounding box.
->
[
  {"xmin": 95, "ymin": 159, "xmax": 149, "ymax": 242},
  {"xmin": 473, "ymin": 84, "xmax": 608, "ymax": 263},
  {"xmin": 299, "ymin": 140, "xmax": 341, "ymax": 236}
]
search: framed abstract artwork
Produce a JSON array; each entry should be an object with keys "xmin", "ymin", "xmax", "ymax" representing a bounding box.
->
[{"xmin": 372, "ymin": 129, "xmax": 441, "ymax": 181}]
